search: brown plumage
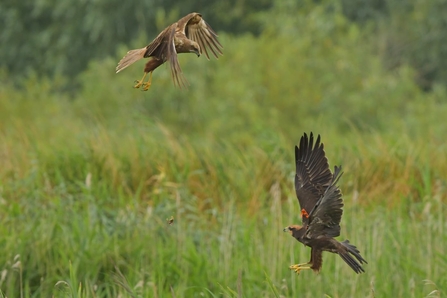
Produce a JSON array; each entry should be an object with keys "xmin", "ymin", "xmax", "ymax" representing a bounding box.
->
[
  {"xmin": 116, "ymin": 12, "xmax": 222, "ymax": 90},
  {"xmin": 284, "ymin": 132, "xmax": 367, "ymax": 274}
]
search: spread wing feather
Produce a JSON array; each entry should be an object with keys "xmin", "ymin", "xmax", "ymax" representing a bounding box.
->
[
  {"xmin": 306, "ymin": 165, "xmax": 344, "ymax": 238},
  {"xmin": 143, "ymin": 24, "xmax": 188, "ymax": 88},
  {"xmin": 166, "ymin": 29, "xmax": 188, "ymax": 88},
  {"xmin": 179, "ymin": 13, "xmax": 223, "ymax": 60},
  {"xmin": 144, "ymin": 24, "xmax": 176, "ymax": 59},
  {"xmin": 294, "ymin": 133, "xmax": 333, "ymax": 219}
]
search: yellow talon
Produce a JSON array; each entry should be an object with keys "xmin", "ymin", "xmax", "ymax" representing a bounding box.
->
[
  {"xmin": 142, "ymin": 72, "xmax": 153, "ymax": 91},
  {"xmin": 134, "ymin": 72, "xmax": 148, "ymax": 89},
  {"xmin": 289, "ymin": 263, "xmax": 311, "ymax": 274}
]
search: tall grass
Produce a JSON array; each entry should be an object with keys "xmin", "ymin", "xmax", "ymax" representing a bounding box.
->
[{"xmin": 0, "ymin": 106, "xmax": 446, "ymax": 296}]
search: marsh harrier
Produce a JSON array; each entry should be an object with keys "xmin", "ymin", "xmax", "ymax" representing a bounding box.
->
[
  {"xmin": 284, "ymin": 133, "xmax": 367, "ymax": 274},
  {"xmin": 116, "ymin": 12, "xmax": 222, "ymax": 90}
]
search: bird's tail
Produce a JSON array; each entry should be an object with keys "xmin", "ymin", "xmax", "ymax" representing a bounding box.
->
[
  {"xmin": 338, "ymin": 240, "xmax": 367, "ymax": 274},
  {"xmin": 116, "ymin": 48, "xmax": 147, "ymax": 73}
]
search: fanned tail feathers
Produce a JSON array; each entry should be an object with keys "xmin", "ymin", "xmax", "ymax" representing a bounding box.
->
[
  {"xmin": 116, "ymin": 48, "xmax": 146, "ymax": 73},
  {"xmin": 339, "ymin": 240, "xmax": 368, "ymax": 274}
]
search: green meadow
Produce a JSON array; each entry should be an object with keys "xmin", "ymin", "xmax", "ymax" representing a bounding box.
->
[{"xmin": 1, "ymin": 2, "xmax": 447, "ymax": 297}]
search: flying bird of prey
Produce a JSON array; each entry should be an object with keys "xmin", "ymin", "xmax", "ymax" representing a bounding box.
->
[
  {"xmin": 284, "ymin": 132, "xmax": 367, "ymax": 274},
  {"xmin": 116, "ymin": 12, "xmax": 223, "ymax": 90}
]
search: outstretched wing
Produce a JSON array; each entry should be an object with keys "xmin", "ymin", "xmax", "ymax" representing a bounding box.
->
[
  {"xmin": 115, "ymin": 23, "xmax": 177, "ymax": 73},
  {"xmin": 144, "ymin": 23, "xmax": 176, "ymax": 59},
  {"xmin": 143, "ymin": 23, "xmax": 188, "ymax": 88},
  {"xmin": 177, "ymin": 12, "xmax": 223, "ymax": 59},
  {"xmin": 306, "ymin": 166, "xmax": 344, "ymax": 238},
  {"xmin": 165, "ymin": 25, "xmax": 188, "ymax": 88},
  {"xmin": 295, "ymin": 132, "xmax": 333, "ymax": 220}
]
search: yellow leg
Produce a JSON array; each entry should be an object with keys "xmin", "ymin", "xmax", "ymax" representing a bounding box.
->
[
  {"xmin": 134, "ymin": 72, "xmax": 148, "ymax": 89},
  {"xmin": 142, "ymin": 72, "xmax": 153, "ymax": 91},
  {"xmin": 289, "ymin": 263, "xmax": 312, "ymax": 275}
]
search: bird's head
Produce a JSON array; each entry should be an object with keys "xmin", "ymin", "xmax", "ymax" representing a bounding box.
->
[
  {"xmin": 283, "ymin": 225, "xmax": 302, "ymax": 235},
  {"xmin": 190, "ymin": 42, "xmax": 201, "ymax": 57}
]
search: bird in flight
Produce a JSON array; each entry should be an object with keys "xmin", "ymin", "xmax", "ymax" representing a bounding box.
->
[
  {"xmin": 116, "ymin": 12, "xmax": 222, "ymax": 90},
  {"xmin": 284, "ymin": 132, "xmax": 367, "ymax": 274}
]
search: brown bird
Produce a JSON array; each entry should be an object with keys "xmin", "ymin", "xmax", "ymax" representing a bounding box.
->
[
  {"xmin": 116, "ymin": 12, "xmax": 222, "ymax": 90},
  {"xmin": 284, "ymin": 132, "xmax": 367, "ymax": 274}
]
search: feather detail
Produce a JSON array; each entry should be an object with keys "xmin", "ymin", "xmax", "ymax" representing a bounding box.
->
[{"xmin": 116, "ymin": 48, "xmax": 146, "ymax": 73}]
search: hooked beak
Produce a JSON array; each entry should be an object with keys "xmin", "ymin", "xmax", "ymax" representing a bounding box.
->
[
  {"xmin": 194, "ymin": 49, "xmax": 200, "ymax": 57},
  {"xmin": 283, "ymin": 227, "xmax": 289, "ymax": 232}
]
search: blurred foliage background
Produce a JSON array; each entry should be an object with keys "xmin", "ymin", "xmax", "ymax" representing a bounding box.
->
[
  {"xmin": 1, "ymin": 0, "xmax": 447, "ymax": 297},
  {"xmin": 2, "ymin": 0, "xmax": 447, "ymax": 90}
]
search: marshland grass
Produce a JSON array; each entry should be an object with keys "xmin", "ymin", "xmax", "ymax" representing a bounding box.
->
[
  {"xmin": 1, "ymin": 11, "xmax": 447, "ymax": 297},
  {"xmin": 1, "ymin": 94, "xmax": 446, "ymax": 297}
]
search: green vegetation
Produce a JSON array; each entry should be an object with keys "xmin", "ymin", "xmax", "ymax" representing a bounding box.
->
[
  {"xmin": 3, "ymin": 0, "xmax": 447, "ymax": 89},
  {"xmin": 1, "ymin": 1, "xmax": 447, "ymax": 297}
]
